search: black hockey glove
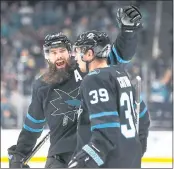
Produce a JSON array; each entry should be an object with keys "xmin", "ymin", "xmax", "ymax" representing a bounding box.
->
[
  {"xmin": 68, "ymin": 144, "xmax": 104, "ymax": 168},
  {"xmin": 8, "ymin": 145, "xmax": 30, "ymax": 168},
  {"xmin": 116, "ymin": 5, "xmax": 142, "ymax": 32}
]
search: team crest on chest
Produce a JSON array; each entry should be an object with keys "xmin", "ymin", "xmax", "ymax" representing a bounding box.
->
[{"xmin": 50, "ymin": 87, "xmax": 81, "ymax": 125}]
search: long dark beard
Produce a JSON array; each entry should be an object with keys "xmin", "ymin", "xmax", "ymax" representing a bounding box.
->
[{"xmin": 42, "ymin": 57, "xmax": 77, "ymax": 85}]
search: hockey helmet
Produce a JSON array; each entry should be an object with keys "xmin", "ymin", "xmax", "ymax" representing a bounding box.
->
[
  {"xmin": 73, "ymin": 30, "xmax": 111, "ymax": 59},
  {"xmin": 43, "ymin": 32, "xmax": 72, "ymax": 59}
]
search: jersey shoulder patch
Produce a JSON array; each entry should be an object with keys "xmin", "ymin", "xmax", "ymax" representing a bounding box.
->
[
  {"xmin": 87, "ymin": 69, "xmax": 101, "ymax": 76},
  {"xmin": 82, "ymin": 70, "xmax": 107, "ymax": 89}
]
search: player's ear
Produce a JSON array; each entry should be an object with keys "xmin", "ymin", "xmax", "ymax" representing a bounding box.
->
[{"xmin": 87, "ymin": 49, "xmax": 94, "ymax": 60}]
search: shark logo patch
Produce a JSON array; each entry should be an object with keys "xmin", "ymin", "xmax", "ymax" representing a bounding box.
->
[{"xmin": 50, "ymin": 87, "xmax": 81, "ymax": 124}]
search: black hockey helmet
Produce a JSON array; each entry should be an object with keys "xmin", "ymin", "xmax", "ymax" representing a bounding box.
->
[
  {"xmin": 43, "ymin": 32, "xmax": 72, "ymax": 59},
  {"xmin": 74, "ymin": 30, "xmax": 111, "ymax": 59}
]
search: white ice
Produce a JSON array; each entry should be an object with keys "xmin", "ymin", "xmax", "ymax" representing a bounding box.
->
[{"xmin": 1, "ymin": 162, "xmax": 173, "ymax": 168}]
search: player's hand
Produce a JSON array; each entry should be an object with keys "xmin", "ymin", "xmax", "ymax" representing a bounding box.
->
[
  {"xmin": 8, "ymin": 145, "xmax": 30, "ymax": 168},
  {"xmin": 68, "ymin": 144, "xmax": 104, "ymax": 168},
  {"xmin": 68, "ymin": 150, "xmax": 98, "ymax": 168},
  {"xmin": 116, "ymin": 5, "xmax": 143, "ymax": 32}
]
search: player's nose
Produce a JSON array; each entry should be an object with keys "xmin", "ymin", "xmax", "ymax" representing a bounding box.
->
[{"xmin": 55, "ymin": 53, "xmax": 62, "ymax": 60}]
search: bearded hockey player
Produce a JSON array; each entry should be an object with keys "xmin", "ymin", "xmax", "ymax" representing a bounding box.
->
[
  {"xmin": 68, "ymin": 24, "xmax": 150, "ymax": 169},
  {"xmin": 8, "ymin": 33, "xmax": 83, "ymax": 168},
  {"xmin": 7, "ymin": 5, "xmax": 144, "ymax": 168}
]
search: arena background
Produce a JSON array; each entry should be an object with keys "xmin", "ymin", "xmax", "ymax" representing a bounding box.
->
[{"xmin": 1, "ymin": 0, "xmax": 173, "ymax": 168}]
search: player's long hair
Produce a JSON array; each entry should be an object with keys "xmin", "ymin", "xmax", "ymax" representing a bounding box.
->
[{"xmin": 42, "ymin": 56, "xmax": 77, "ymax": 85}]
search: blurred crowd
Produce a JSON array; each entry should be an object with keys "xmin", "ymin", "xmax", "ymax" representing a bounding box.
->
[{"xmin": 1, "ymin": 1, "xmax": 173, "ymax": 130}]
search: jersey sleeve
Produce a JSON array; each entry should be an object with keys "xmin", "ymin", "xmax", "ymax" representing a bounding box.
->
[
  {"xmin": 80, "ymin": 75, "xmax": 120, "ymax": 165},
  {"xmin": 138, "ymin": 98, "xmax": 150, "ymax": 139},
  {"xmin": 133, "ymin": 93, "xmax": 150, "ymax": 156},
  {"xmin": 108, "ymin": 31, "xmax": 138, "ymax": 65},
  {"xmin": 15, "ymin": 80, "xmax": 46, "ymax": 156}
]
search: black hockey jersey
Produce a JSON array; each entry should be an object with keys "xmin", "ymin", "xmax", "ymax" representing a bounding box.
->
[
  {"xmin": 14, "ymin": 31, "xmax": 139, "ymax": 158},
  {"xmin": 77, "ymin": 65, "xmax": 150, "ymax": 168},
  {"xmin": 16, "ymin": 67, "xmax": 86, "ymax": 157}
]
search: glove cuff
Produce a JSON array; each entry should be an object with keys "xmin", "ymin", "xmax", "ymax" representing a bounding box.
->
[
  {"xmin": 122, "ymin": 24, "xmax": 142, "ymax": 33},
  {"xmin": 82, "ymin": 144, "xmax": 104, "ymax": 166},
  {"xmin": 8, "ymin": 145, "xmax": 26, "ymax": 161},
  {"xmin": 120, "ymin": 30, "xmax": 137, "ymax": 39}
]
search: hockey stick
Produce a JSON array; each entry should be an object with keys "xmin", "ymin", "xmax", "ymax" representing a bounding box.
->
[
  {"xmin": 23, "ymin": 131, "xmax": 50, "ymax": 165},
  {"xmin": 135, "ymin": 76, "xmax": 141, "ymax": 134}
]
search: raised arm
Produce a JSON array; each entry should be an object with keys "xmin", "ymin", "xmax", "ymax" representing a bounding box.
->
[{"xmin": 108, "ymin": 6, "xmax": 142, "ymax": 65}]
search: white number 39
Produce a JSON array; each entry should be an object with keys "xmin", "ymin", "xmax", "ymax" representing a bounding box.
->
[{"xmin": 89, "ymin": 88, "xmax": 109, "ymax": 104}]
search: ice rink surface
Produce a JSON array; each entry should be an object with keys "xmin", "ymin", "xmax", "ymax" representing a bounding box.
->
[
  {"xmin": 1, "ymin": 162, "xmax": 173, "ymax": 168},
  {"xmin": 2, "ymin": 130, "xmax": 172, "ymax": 168}
]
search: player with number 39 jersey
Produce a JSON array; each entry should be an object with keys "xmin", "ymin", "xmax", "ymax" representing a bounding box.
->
[
  {"xmin": 68, "ymin": 31, "xmax": 150, "ymax": 167},
  {"xmin": 79, "ymin": 66, "xmax": 142, "ymax": 167}
]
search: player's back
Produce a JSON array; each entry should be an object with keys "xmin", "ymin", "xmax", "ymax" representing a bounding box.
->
[
  {"xmin": 78, "ymin": 65, "xmax": 142, "ymax": 168},
  {"xmin": 106, "ymin": 65, "xmax": 142, "ymax": 167}
]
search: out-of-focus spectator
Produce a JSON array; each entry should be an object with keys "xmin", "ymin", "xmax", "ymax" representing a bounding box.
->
[
  {"xmin": 150, "ymin": 59, "xmax": 172, "ymax": 103},
  {"xmin": 18, "ymin": 48, "xmax": 36, "ymax": 95},
  {"xmin": 1, "ymin": 93, "xmax": 17, "ymax": 129},
  {"xmin": 18, "ymin": 1, "xmax": 33, "ymax": 26}
]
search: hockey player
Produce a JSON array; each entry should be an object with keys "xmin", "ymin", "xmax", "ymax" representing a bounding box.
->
[
  {"xmin": 7, "ymin": 6, "xmax": 143, "ymax": 168},
  {"xmin": 68, "ymin": 32, "xmax": 150, "ymax": 167}
]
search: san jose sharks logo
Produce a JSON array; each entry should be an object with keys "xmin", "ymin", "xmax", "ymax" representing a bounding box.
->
[{"xmin": 50, "ymin": 87, "xmax": 81, "ymax": 125}]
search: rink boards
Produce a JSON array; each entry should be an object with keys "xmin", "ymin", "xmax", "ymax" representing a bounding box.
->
[{"xmin": 1, "ymin": 130, "xmax": 173, "ymax": 167}]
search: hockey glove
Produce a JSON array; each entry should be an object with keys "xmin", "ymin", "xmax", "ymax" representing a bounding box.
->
[
  {"xmin": 116, "ymin": 5, "xmax": 142, "ymax": 32},
  {"xmin": 8, "ymin": 145, "xmax": 30, "ymax": 168},
  {"xmin": 68, "ymin": 144, "xmax": 104, "ymax": 168}
]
